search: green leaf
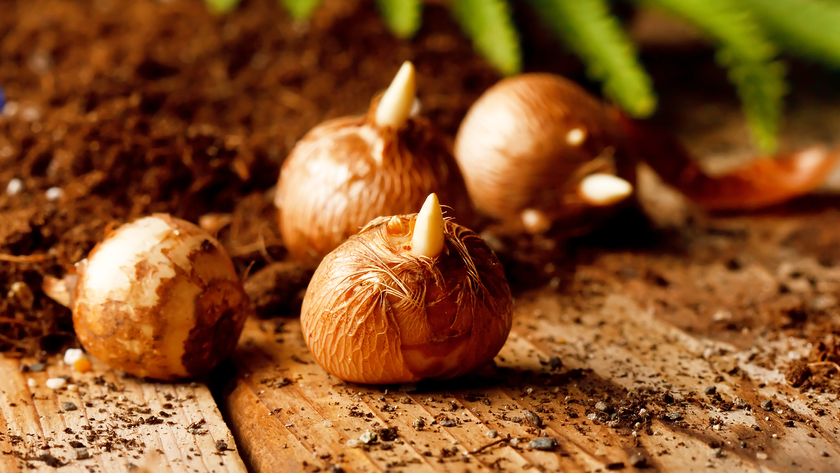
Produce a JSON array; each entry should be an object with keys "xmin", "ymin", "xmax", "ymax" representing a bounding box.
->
[
  {"xmin": 206, "ymin": 0, "xmax": 240, "ymax": 15},
  {"xmin": 526, "ymin": 0, "xmax": 656, "ymax": 118},
  {"xmin": 451, "ymin": 0, "xmax": 522, "ymax": 76},
  {"xmin": 376, "ymin": 0, "xmax": 423, "ymax": 39},
  {"xmin": 735, "ymin": 0, "xmax": 840, "ymax": 68},
  {"xmin": 640, "ymin": 0, "xmax": 786, "ymax": 152},
  {"xmin": 281, "ymin": 0, "xmax": 323, "ymax": 20}
]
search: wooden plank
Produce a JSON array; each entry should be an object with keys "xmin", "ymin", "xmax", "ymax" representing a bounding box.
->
[
  {"xmin": 225, "ymin": 205, "xmax": 840, "ymax": 472},
  {"xmin": 0, "ymin": 353, "xmax": 248, "ymax": 472}
]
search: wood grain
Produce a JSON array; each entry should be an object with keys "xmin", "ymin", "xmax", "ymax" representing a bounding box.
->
[
  {"xmin": 225, "ymin": 303, "xmax": 840, "ymax": 473},
  {"xmin": 0, "ymin": 354, "xmax": 248, "ymax": 473}
]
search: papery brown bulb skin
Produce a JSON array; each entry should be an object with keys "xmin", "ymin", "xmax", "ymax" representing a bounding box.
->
[
  {"xmin": 454, "ymin": 73, "xmax": 633, "ymax": 235},
  {"xmin": 300, "ymin": 215, "xmax": 512, "ymax": 384},
  {"xmin": 275, "ymin": 112, "xmax": 474, "ymax": 265},
  {"xmin": 72, "ymin": 214, "xmax": 251, "ymax": 381}
]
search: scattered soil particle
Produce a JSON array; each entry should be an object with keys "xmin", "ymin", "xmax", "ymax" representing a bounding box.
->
[
  {"xmin": 73, "ymin": 447, "xmax": 90, "ymax": 460},
  {"xmin": 522, "ymin": 410, "xmax": 543, "ymax": 429},
  {"xmin": 528, "ymin": 438, "xmax": 558, "ymax": 451},
  {"xmin": 786, "ymin": 360, "xmax": 812, "ymax": 387},
  {"xmin": 376, "ymin": 427, "xmax": 398, "ymax": 442},
  {"xmin": 60, "ymin": 401, "xmax": 77, "ymax": 411},
  {"xmin": 37, "ymin": 453, "xmax": 65, "ymax": 468}
]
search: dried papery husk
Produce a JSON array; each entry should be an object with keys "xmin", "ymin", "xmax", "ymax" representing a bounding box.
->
[
  {"xmin": 615, "ymin": 112, "xmax": 840, "ymax": 211},
  {"xmin": 42, "ymin": 274, "xmax": 79, "ymax": 308},
  {"xmin": 300, "ymin": 215, "xmax": 512, "ymax": 384},
  {"xmin": 275, "ymin": 68, "xmax": 473, "ymax": 265},
  {"xmin": 71, "ymin": 214, "xmax": 250, "ymax": 380},
  {"xmin": 454, "ymin": 73, "xmax": 635, "ymax": 236}
]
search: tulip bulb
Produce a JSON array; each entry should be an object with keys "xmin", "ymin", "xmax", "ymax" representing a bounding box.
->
[
  {"xmin": 45, "ymin": 214, "xmax": 250, "ymax": 380},
  {"xmin": 276, "ymin": 61, "xmax": 473, "ymax": 265},
  {"xmin": 300, "ymin": 196, "xmax": 512, "ymax": 384},
  {"xmin": 454, "ymin": 73, "xmax": 634, "ymax": 236}
]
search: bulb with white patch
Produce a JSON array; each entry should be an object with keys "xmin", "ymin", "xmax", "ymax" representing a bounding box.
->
[{"xmin": 46, "ymin": 214, "xmax": 251, "ymax": 380}]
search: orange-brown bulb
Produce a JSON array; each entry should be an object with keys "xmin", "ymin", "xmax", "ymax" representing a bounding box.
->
[
  {"xmin": 300, "ymin": 198, "xmax": 512, "ymax": 384},
  {"xmin": 275, "ymin": 62, "xmax": 473, "ymax": 264},
  {"xmin": 454, "ymin": 73, "xmax": 634, "ymax": 236}
]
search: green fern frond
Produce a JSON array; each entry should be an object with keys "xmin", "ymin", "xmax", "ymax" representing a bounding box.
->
[
  {"xmin": 376, "ymin": 0, "xmax": 423, "ymax": 39},
  {"xmin": 451, "ymin": 0, "xmax": 522, "ymax": 76},
  {"xmin": 640, "ymin": 0, "xmax": 786, "ymax": 152},
  {"xmin": 281, "ymin": 0, "xmax": 323, "ymax": 20},
  {"xmin": 526, "ymin": 0, "xmax": 656, "ymax": 118},
  {"xmin": 206, "ymin": 0, "xmax": 240, "ymax": 15},
  {"xmin": 735, "ymin": 0, "xmax": 840, "ymax": 68}
]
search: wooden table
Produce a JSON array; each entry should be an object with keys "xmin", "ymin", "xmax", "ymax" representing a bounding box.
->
[{"xmin": 0, "ymin": 354, "xmax": 247, "ymax": 472}]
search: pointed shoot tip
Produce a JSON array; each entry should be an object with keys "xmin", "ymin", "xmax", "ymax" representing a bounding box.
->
[
  {"xmin": 411, "ymin": 193, "xmax": 444, "ymax": 258},
  {"xmin": 374, "ymin": 61, "xmax": 416, "ymax": 130},
  {"xmin": 578, "ymin": 173, "xmax": 633, "ymax": 207}
]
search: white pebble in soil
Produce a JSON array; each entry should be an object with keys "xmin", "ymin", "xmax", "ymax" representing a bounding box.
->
[
  {"xmin": 64, "ymin": 348, "xmax": 85, "ymax": 364},
  {"xmin": 45, "ymin": 378, "xmax": 66, "ymax": 390},
  {"xmin": 45, "ymin": 187, "xmax": 63, "ymax": 201},
  {"xmin": 2, "ymin": 101, "xmax": 19, "ymax": 117},
  {"xmin": 21, "ymin": 106, "xmax": 41, "ymax": 122},
  {"xmin": 6, "ymin": 178, "xmax": 22, "ymax": 195}
]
